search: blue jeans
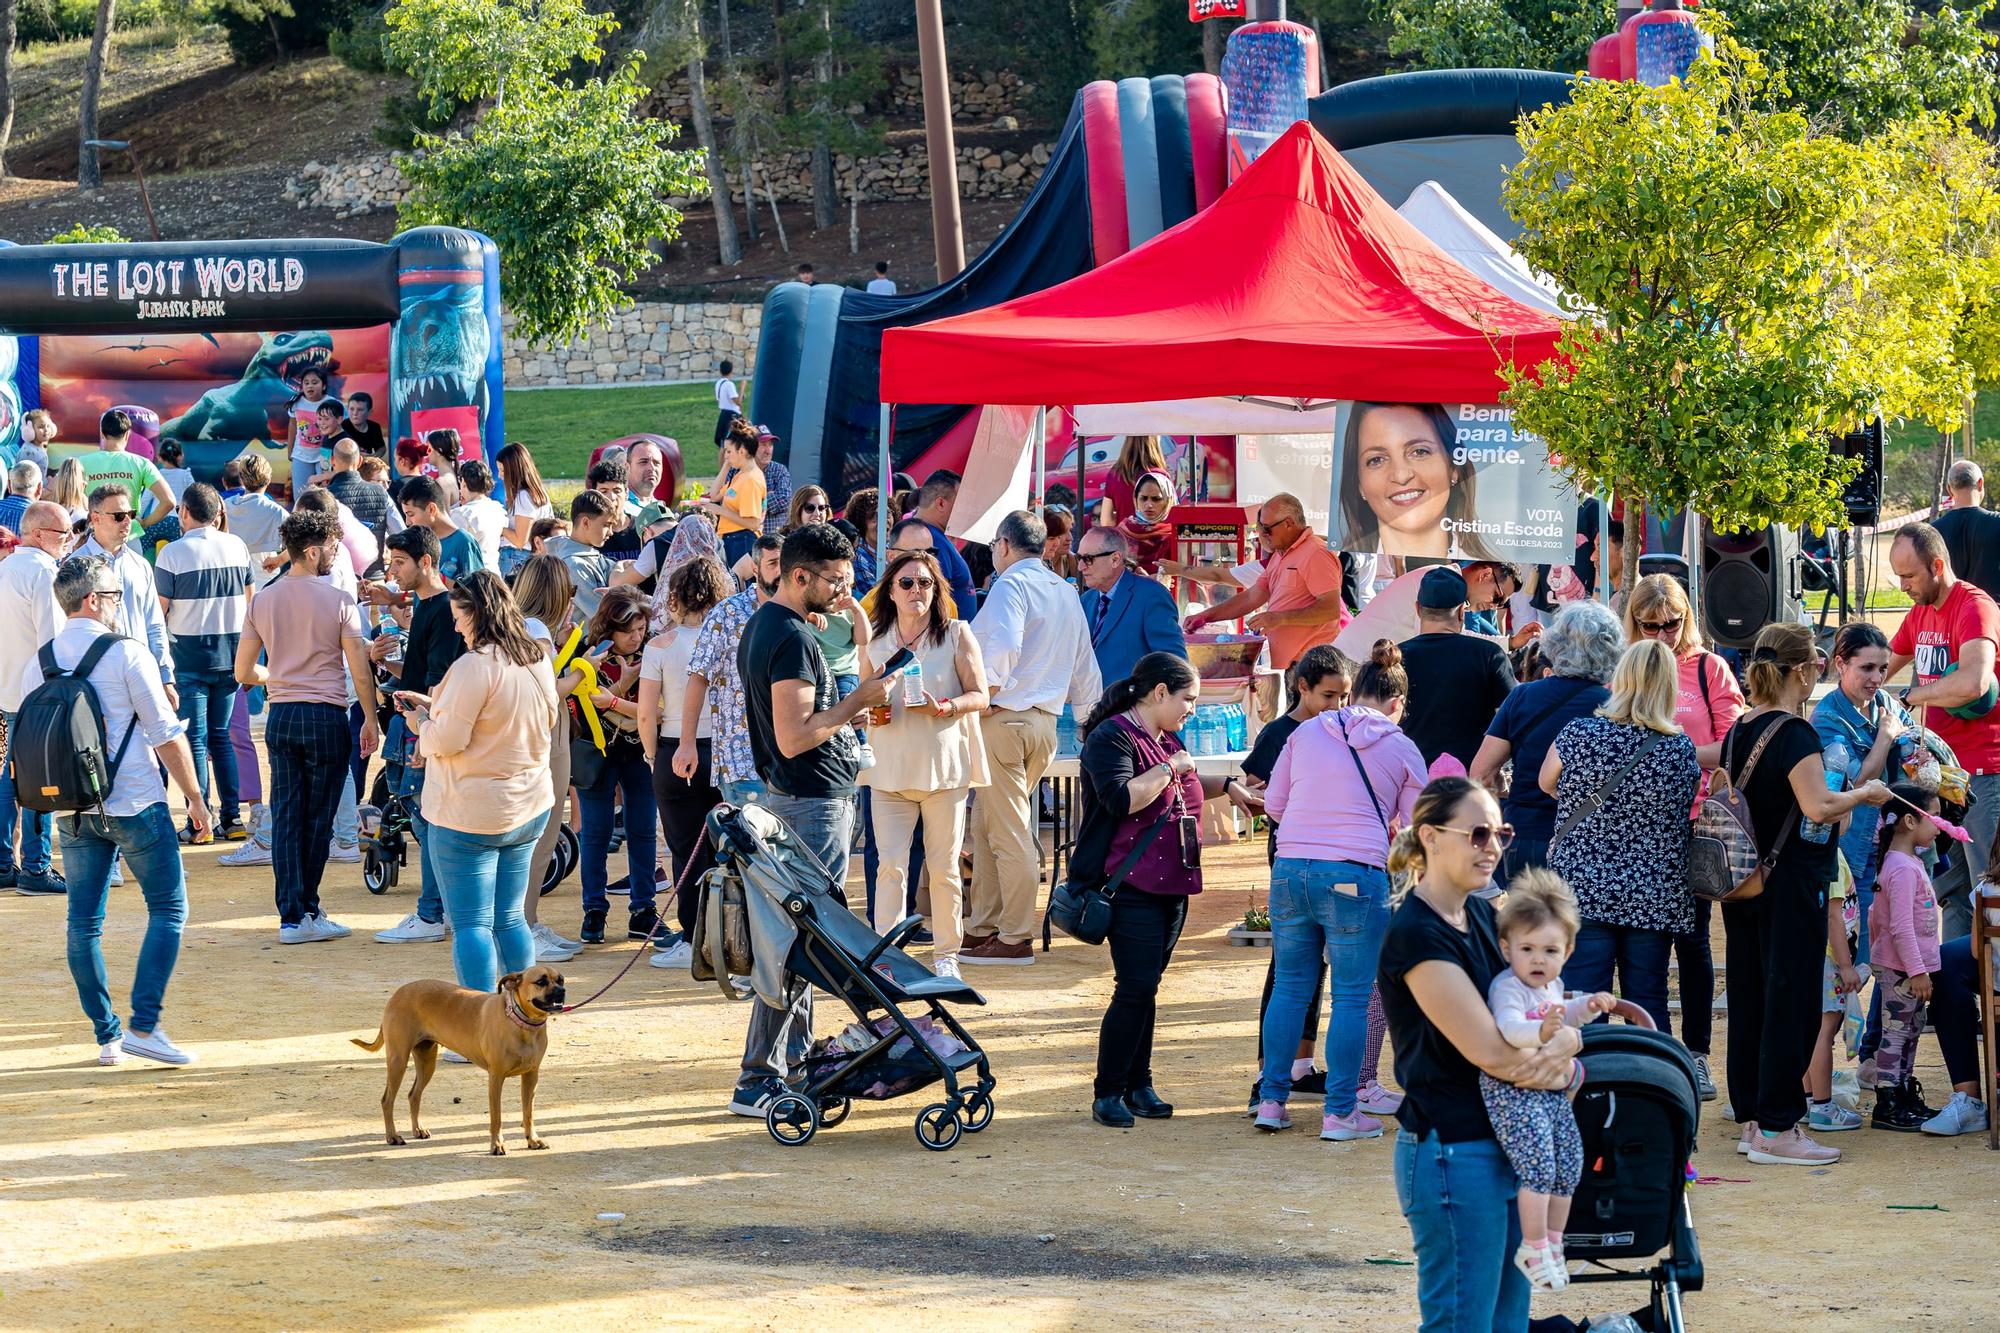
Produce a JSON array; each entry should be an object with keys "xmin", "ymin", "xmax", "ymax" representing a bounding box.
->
[
  {"xmin": 579, "ymin": 751, "xmax": 658, "ymax": 913},
  {"xmin": 1933, "ymin": 771, "xmax": 2000, "ymax": 942},
  {"xmin": 429, "ymin": 812, "xmax": 551, "ymax": 994},
  {"xmin": 720, "ymin": 777, "xmax": 767, "ymax": 808},
  {"xmin": 1258, "ymin": 858, "xmax": 1392, "ymax": 1115},
  {"xmin": 740, "ymin": 791, "xmax": 853, "ymax": 1089},
  {"xmin": 176, "ymin": 672, "xmax": 242, "ymax": 826},
  {"xmin": 1394, "ymin": 1130, "xmax": 1530, "ymax": 1333},
  {"xmin": 1566, "ymin": 920, "xmax": 1673, "ymax": 1033},
  {"xmin": 722, "ymin": 528, "xmax": 754, "ymax": 565},
  {"xmin": 61, "ymin": 803, "xmax": 185, "ymax": 1045},
  {"xmin": 0, "ymin": 708, "xmax": 53, "ymax": 877}
]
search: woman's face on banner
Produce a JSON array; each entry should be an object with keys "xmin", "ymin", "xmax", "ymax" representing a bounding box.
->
[{"xmin": 1355, "ymin": 406, "xmax": 1454, "ymax": 539}]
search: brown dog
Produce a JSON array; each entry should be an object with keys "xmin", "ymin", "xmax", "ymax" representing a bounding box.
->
[{"xmin": 352, "ymin": 966, "xmax": 567, "ymax": 1155}]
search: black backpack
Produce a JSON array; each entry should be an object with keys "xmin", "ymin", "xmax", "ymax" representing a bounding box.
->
[{"xmin": 9, "ymin": 636, "xmax": 138, "ymax": 814}]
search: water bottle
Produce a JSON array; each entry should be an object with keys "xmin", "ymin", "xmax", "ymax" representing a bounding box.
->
[
  {"xmin": 1802, "ymin": 767, "xmax": 1842, "ymax": 844},
  {"xmin": 900, "ymin": 661, "xmax": 926, "ymax": 707},
  {"xmin": 1198, "ymin": 708, "xmax": 1220, "ymax": 756},
  {"xmin": 1226, "ymin": 703, "xmax": 1246, "ymax": 752},
  {"xmin": 1057, "ymin": 704, "xmax": 1076, "ymax": 757}
]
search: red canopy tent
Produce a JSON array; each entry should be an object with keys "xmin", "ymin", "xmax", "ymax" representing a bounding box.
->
[{"xmin": 878, "ymin": 120, "xmax": 1563, "ymax": 408}]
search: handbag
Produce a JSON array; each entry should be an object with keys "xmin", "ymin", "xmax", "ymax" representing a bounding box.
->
[
  {"xmin": 1551, "ymin": 728, "xmax": 1668, "ymax": 850},
  {"xmin": 1687, "ymin": 717, "xmax": 1792, "ymax": 903},
  {"xmin": 569, "ymin": 736, "xmax": 607, "ymax": 791},
  {"xmin": 1050, "ymin": 813, "xmax": 1171, "ymax": 946},
  {"xmin": 689, "ymin": 866, "xmax": 754, "ymax": 998}
]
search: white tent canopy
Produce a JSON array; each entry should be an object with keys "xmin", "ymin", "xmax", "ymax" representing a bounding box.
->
[{"xmin": 1394, "ymin": 180, "xmax": 1568, "ymax": 320}]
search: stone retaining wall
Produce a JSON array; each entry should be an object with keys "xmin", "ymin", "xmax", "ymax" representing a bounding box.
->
[{"xmin": 502, "ymin": 302, "xmax": 763, "ymax": 388}]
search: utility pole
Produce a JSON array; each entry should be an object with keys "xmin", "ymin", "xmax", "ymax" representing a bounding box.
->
[{"xmin": 913, "ymin": 0, "xmax": 963, "ymax": 282}]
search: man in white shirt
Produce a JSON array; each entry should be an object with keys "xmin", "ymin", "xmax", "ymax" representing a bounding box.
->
[
  {"xmin": 714, "ymin": 359, "xmax": 742, "ymax": 446},
  {"xmin": 866, "ymin": 260, "xmax": 897, "ymax": 295},
  {"xmin": 157, "ymin": 483, "xmax": 256, "ymax": 842},
  {"xmin": 963, "ymin": 509, "xmax": 1102, "ymax": 965},
  {"xmin": 77, "ymin": 483, "xmax": 176, "ymax": 708},
  {"xmin": 448, "ymin": 458, "xmax": 508, "ymax": 570},
  {"xmin": 0, "ymin": 501, "xmax": 72, "ymax": 895},
  {"xmin": 25, "ymin": 554, "xmax": 211, "ymax": 1066}
]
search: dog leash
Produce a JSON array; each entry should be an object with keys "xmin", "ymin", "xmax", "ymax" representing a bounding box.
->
[{"xmin": 553, "ymin": 843, "xmax": 711, "ymax": 1014}]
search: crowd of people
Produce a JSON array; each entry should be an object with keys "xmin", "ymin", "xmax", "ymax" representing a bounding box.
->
[{"xmin": 7, "ymin": 401, "xmax": 1995, "ymax": 1328}]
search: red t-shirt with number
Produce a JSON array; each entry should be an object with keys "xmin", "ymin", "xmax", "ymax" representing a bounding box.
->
[{"xmin": 1890, "ymin": 579, "xmax": 2000, "ymax": 772}]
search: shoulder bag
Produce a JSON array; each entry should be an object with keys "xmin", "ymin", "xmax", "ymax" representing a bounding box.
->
[
  {"xmin": 1550, "ymin": 726, "xmax": 1668, "ymax": 851},
  {"xmin": 1051, "ymin": 724, "xmax": 1179, "ymax": 945},
  {"xmin": 1687, "ymin": 715, "xmax": 1793, "ymax": 903}
]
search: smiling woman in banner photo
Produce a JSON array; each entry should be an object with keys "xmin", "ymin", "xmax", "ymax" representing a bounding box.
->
[{"xmin": 1334, "ymin": 402, "xmax": 1501, "ymax": 561}]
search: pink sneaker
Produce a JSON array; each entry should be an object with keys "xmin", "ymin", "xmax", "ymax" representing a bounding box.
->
[
  {"xmin": 1254, "ymin": 1100, "xmax": 1293, "ymax": 1132},
  {"xmin": 1356, "ymin": 1079, "xmax": 1404, "ymax": 1117},
  {"xmin": 1745, "ymin": 1125, "xmax": 1841, "ymax": 1166},
  {"xmin": 1321, "ymin": 1110, "xmax": 1384, "ymax": 1141}
]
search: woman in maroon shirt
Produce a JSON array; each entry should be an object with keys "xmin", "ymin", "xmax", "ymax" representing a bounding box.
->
[{"xmin": 1076, "ymin": 652, "xmax": 1233, "ymax": 1128}]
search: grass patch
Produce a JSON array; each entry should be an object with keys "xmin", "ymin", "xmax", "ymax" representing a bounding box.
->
[{"xmin": 501, "ymin": 384, "xmax": 720, "ymax": 482}]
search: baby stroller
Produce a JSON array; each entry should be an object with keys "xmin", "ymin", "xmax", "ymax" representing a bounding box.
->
[
  {"xmin": 702, "ymin": 803, "xmax": 997, "ymax": 1151},
  {"xmin": 362, "ymin": 793, "xmax": 578, "ymax": 897},
  {"xmin": 1565, "ymin": 1002, "xmax": 1705, "ymax": 1333}
]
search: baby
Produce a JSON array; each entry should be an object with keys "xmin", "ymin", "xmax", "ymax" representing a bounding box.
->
[{"xmin": 1481, "ymin": 869, "xmax": 1614, "ymax": 1294}]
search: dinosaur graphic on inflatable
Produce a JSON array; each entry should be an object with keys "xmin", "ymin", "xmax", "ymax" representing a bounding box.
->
[
  {"xmin": 394, "ymin": 282, "xmax": 490, "ymax": 435},
  {"xmin": 158, "ymin": 329, "xmax": 335, "ymax": 444}
]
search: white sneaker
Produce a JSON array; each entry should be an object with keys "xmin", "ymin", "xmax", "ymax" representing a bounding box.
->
[
  {"xmin": 220, "ymin": 841, "xmax": 273, "ymax": 867},
  {"xmin": 648, "ymin": 938, "xmax": 692, "ymax": 969},
  {"xmin": 308, "ymin": 914, "xmax": 352, "ymax": 940},
  {"xmin": 278, "ymin": 920, "xmax": 323, "ymax": 944},
  {"xmin": 246, "ymin": 803, "xmax": 271, "ymax": 843},
  {"xmin": 121, "ymin": 1028, "xmax": 195, "ymax": 1066},
  {"xmin": 326, "ymin": 841, "xmax": 362, "ymax": 864},
  {"xmin": 98, "ymin": 1040, "xmax": 124, "ymax": 1065},
  {"xmin": 534, "ymin": 922, "xmax": 582, "ymax": 962},
  {"xmin": 934, "ymin": 955, "xmax": 962, "ymax": 980},
  {"xmin": 1921, "ymin": 1091, "xmax": 1990, "ymax": 1136},
  {"xmin": 375, "ymin": 913, "xmax": 447, "ymax": 943},
  {"xmin": 107, "ymin": 863, "xmax": 124, "ymax": 887}
]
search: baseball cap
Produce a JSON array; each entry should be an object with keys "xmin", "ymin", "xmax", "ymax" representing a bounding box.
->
[
  {"xmin": 1416, "ymin": 566, "xmax": 1469, "ymax": 610},
  {"xmin": 755, "ymin": 424, "xmax": 778, "ymax": 443}
]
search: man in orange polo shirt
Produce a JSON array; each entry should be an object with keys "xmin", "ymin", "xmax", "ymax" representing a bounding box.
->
[{"xmin": 1184, "ymin": 494, "xmax": 1345, "ymax": 669}]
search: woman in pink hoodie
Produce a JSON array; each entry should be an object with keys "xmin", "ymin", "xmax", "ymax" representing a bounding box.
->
[{"xmin": 1257, "ymin": 639, "xmax": 1429, "ymax": 1140}]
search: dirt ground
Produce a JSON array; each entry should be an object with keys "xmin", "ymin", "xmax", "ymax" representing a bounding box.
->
[{"xmin": 3, "ymin": 779, "xmax": 1997, "ymax": 1332}]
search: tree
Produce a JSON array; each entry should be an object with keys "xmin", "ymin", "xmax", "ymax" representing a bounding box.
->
[
  {"xmin": 778, "ymin": 0, "xmax": 884, "ymax": 233},
  {"xmin": 1, "ymin": 0, "xmax": 17, "ymax": 177},
  {"xmin": 1381, "ymin": 0, "xmax": 1611, "ymax": 73},
  {"xmin": 1499, "ymin": 51, "xmax": 2000, "ymax": 592},
  {"xmin": 383, "ymin": 0, "xmax": 618, "ymax": 113},
  {"xmin": 639, "ymin": 0, "xmax": 740, "ymax": 265},
  {"xmin": 76, "ymin": 0, "xmax": 114, "ymax": 189},
  {"xmin": 399, "ymin": 62, "xmax": 708, "ymax": 345}
]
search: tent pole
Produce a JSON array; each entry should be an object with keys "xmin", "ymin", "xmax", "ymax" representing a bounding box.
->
[
  {"xmin": 1599, "ymin": 488, "xmax": 1613, "ymax": 607},
  {"xmin": 1033, "ymin": 406, "xmax": 1047, "ymax": 507},
  {"xmin": 1077, "ymin": 423, "xmax": 1089, "ymax": 534},
  {"xmin": 878, "ymin": 403, "xmax": 893, "ymax": 558}
]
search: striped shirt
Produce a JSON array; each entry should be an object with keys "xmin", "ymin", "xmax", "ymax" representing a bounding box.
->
[{"xmin": 156, "ymin": 526, "xmax": 254, "ymax": 677}]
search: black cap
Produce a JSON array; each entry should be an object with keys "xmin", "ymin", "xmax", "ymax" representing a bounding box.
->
[{"xmin": 1417, "ymin": 566, "xmax": 1469, "ymax": 610}]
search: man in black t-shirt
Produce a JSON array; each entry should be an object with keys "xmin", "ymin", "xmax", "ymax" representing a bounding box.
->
[
  {"xmin": 1931, "ymin": 460, "xmax": 2000, "ymax": 599},
  {"xmin": 1398, "ymin": 567, "xmax": 1516, "ymax": 769},
  {"xmin": 363, "ymin": 525, "xmax": 464, "ymax": 943},
  {"xmin": 728, "ymin": 523, "xmax": 894, "ymax": 1119}
]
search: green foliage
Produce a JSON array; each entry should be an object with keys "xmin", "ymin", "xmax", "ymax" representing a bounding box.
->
[
  {"xmin": 1381, "ymin": 0, "xmax": 1612, "ymax": 73},
  {"xmin": 382, "ymin": 0, "xmax": 619, "ymax": 112},
  {"xmin": 773, "ymin": 0, "xmax": 886, "ymax": 165},
  {"xmin": 1501, "ymin": 52, "xmax": 2000, "ymax": 536},
  {"xmin": 399, "ymin": 62, "xmax": 708, "ymax": 346},
  {"xmin": 47, "ymin": 222, "xmax": 128, "ymax": 243},
  {"xmin": 951, "ymin": 0, "xmax": 1093, "ymax": 120},
  {"xmin": 328, "ymin": 6, "xmax": 391, "ymax": 74},
  {"xmin": 211, "ymin": 0, "xmax": 372, "ymax": 63},
  {"xmin": 373, "ymin": 89, "xmax": 463, "ymax": 151},
  {"xmin": 18, "ymin": 0, "xmax": 199, "ymax": 44},
  {"xmin": 1091, "ymin": 0, "xmax": 1205, "ymax": 81}
]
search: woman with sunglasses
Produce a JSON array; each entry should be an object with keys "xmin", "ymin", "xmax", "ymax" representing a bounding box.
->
[
  {"xmin": 1378, "ymin": 777, "xmax": 1582, "ymax": 1330},
  {"xmin": 1622, "ymin": 573, "xmax": 1745, "ymax": 1098},
  {"xmin": 1077, "ymin": 652, "xmax": 1234, "ymax": 1128},
  {"xmin": 572, "ymin": 587, "xmax": 663, "ymax": 946},
  {"xmin": 1253, "ymin": 639, "xmax": 1428, "ymax": 1140},
  {"xmin": 1538, "ymin": 638, "xmax": 1701, "ymax": 1033},
  {"xmin": 859, "ymin": 551, "xmax": 988, "ymax": 976},
  {"xmin": 785, "ymin": 485, "xmax": 833, "ymax": 534},
  {"xmin": 1722, "ymin": 621, "xmax": 1891, "ymax": 1166}
]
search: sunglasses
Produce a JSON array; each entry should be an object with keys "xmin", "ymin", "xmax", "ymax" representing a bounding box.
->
[
  {"xmin": 1436, "ymin": 822, "xmax": 1515, "ymax": 851},
  {"xmin": 895, "ymin": 575, "xmax": 936, "ymax": 591},
  {"xmin": 1636, "ymin": 617, "xmax": 1682, "ymax": 635},
  {"xmin": 97, "ymin": 510, "xmax": 137, "ymax": 523},
  {"xmin": 1075, "ymin": 550, "xmax": 1119, "ymax": 566},
  {"xmin": 802, "ymin": 502, "xmax": 831, "ymax": 514}
]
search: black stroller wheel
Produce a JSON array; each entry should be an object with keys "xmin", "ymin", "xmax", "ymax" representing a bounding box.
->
[
  {"xmin": 959, "ymin": 1091, "xmax": 994, "ymax": 1133},
  {"xmin": 818, "ymin": 1097, "xmax": 852, "ymax": 1128},
  {"xmin": 363, "ymin": 845, "xmax": 394, "ymax": 895},
  {"xmin": 915, "ymin": 1102, "xmax": 962, "ymax": 1152},
  {"xmin": 540, "ymin": 824, "xmax": 579, "ymax": 897},
  {"xmin": 766, "ymin": 1092, "xmax": 818, "ymax": 1146}
]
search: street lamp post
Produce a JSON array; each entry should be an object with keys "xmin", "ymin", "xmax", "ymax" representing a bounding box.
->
[{"xmin": 83, "ymin": 139, "xmax": 160, "ymax": 242}]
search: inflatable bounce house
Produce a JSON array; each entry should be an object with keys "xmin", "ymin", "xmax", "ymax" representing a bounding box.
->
[{"xmin": 0, "ymin": 227, "xmax": 504, "ymax": 491}]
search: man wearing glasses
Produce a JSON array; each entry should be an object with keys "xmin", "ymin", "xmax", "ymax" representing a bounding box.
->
[
  {"xmin": 1077, "ymin": 526, "xmax": 1186, "ymax": 685},
  {"xmin": 77, "ymin": 485, "xmax": 176, "ymax": 710},
  {"xmin": 0, "ymin": 501, "xmax": 75, "ymax": 895},
  {"xmin": 727, "ymin": 522, "xmax": 894, "ymax": 1117},
  {"xmin": 1184, "ymin": 494, "xmax": 1344, "ymax": 671}
]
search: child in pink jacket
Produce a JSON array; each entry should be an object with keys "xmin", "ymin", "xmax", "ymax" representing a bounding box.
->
[{"xmin": 1867, "ymin": 783, "xmax": 1943, "ymax": 1131}]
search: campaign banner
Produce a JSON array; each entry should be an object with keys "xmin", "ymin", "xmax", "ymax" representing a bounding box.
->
[{"xmin": 1323, "ymin": 402, "xmax": 1577, "ymax": 565}]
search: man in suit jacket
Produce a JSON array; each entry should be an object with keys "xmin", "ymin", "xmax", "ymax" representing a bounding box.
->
[{"xmin": 1077, "ymin": 527, "xmax": 1187, "ymax": 685}]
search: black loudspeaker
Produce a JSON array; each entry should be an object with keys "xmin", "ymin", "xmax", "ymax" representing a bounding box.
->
[
  {"xmin": 1836, "ymin": 419, "xmax": 1884, "ymax": 527},
  {"xmin": 1701, "ymin": 523, "xmax": 1800, "ymax": 649}
]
